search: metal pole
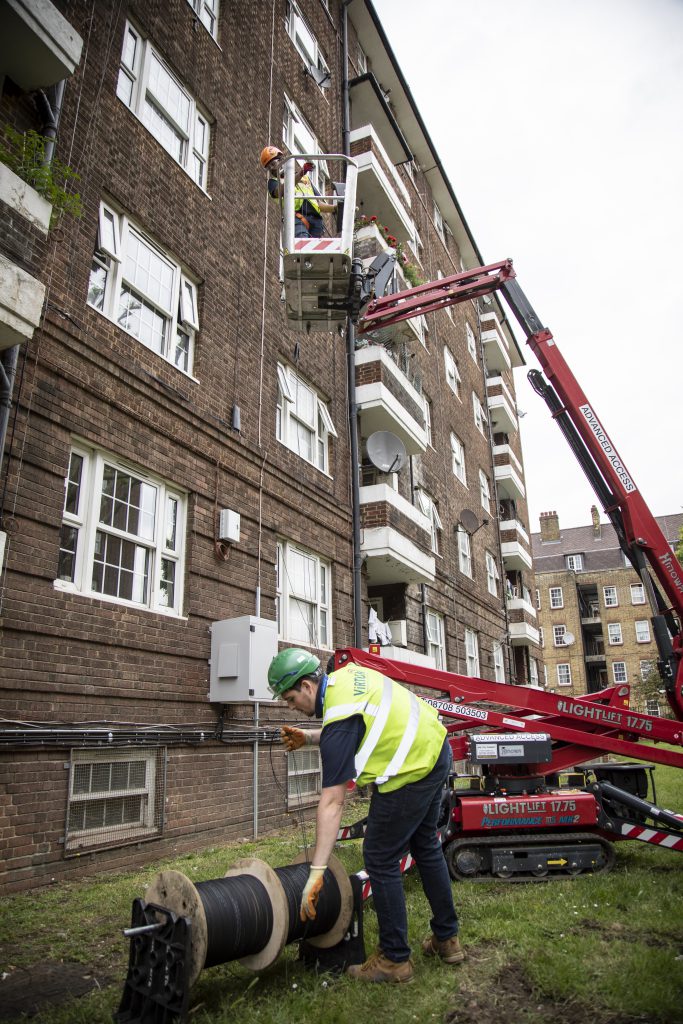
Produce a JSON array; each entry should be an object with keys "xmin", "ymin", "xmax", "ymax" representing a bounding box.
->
[{"xmin": 342, "ymin": 0, "xmax": 363, "ymax": 648}]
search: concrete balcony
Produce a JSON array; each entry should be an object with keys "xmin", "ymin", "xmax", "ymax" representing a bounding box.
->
[
  {"xmin": 480, "ymin": 310, "xmax": 512, "ymax": 373},
  {"xmin": 585, "ymin": 652, "xmax": 607, "ymax": 665},
  {"xmin": 355, "ymin": 345, "xmax": 427, "ymax": 455},
  {"xmin": 508, "ymin": 607, "xmax": 540, "ymax": 647},
  {"xmin": 350, "ymin": 125, "xmax": 414, "ymax": 244},
  {"xmin": 0, "ymin": 163, "xmax": 51, "ymax": 351},
  {"xmin": 366, "ymin": 645, "xmax": 437, "ymax": 670},
  {"xmin": 506, "ymin": 596, "xmax": 537, "ymax": 618},
  {"xmin": 360, "ymin": 484, "xmax": 435, "ymax": 586},
  {"xmin": 499, "ymin": 519, "xmax": 533, "ymax": 571},
  {"xmin": 487, "ymin": 375, "xmax": 518, "ymax": 435},
  {"xmin": 0, "ymin": 0, "xmax": 83, "ymax": 91},
  {"xmin": 493, "ymin": 445, "xmax": 526, "ymax": 502}
]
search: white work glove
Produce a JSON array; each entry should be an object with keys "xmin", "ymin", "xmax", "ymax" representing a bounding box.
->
[{"xmin": 300, "ymin": 865, "xmax": 327, "ymax": 921}]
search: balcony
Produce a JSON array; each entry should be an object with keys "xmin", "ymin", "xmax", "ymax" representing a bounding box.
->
[
  {"xmin": 360, "ymin": 484, "xmax": 435, "ymax": 586},
  {"xmin": 0, "ymin": 164, "xmax": 51, "ymax": 351},
  {"xmin": 350, "ymin": 125, "xmax": 414, "ymax": 243},
  {"xmin": 486, "ymin": 376, "xmax": 518, "ymax": 435},
  {"xmin": 480, "ymin": 311, "xmax": 512, "ymax": 373},
  {"xmin": 499, "ymin": 519, "xmax": 533, "ymax": 571},
  {"xmin": 506, "ymin": 595, "xmax": 537, "ymax": 618},
  {"xmin": 493, "ymin": 445, "xmax": 526, "ymax": 502},
  {"xmin": 355, "ymin": 345, "xmax": 427, "ymax": 454},
  {"xmin": 366, "ymin": 645, "xmax": 437, "ymax": 670},
  {"xmin": 508, "ymin": 607, "xmax": 540, "ymax": 647},
  {"xmin": 0, "ymin": 0, "xmax": 83, "ymax": 91}
]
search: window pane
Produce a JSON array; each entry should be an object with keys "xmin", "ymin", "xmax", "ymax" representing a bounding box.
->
[
  {"xmin": 166, "ymin": 496, "xmax": 178, "ymax": 550},
  {"xmin": 289, "ymin": 597, "xmax": 315, "ymax": 643},
  {"xmin": 118, "ymin": 285, "xmax": 168, "ymax": 354},
  {"xmin": 65, "ymin": 452, "xmax": 84, "ymax": 515},
  {"xmin": 159, "ymin": 557, "xmax": 176, "ymax": 607},
  {"xmin": 58, "ymin": 525, "xmax": 79, "ymax": 581},
  {"xmin": 147, "ymin": 53, "xmax": 190, "ymax": 132},
  {"xmin": 92, "ymin": 531, "xmax": 150, "ymax": 603},
  {"xmin": 124, "ymin": 232, "xmax": 175, "ymax": 313},
  {"xmin": 117, "ymin": 69, "xmax": 134, "ymax": 106},
  {"xmin": 87, "ymin": 262, "xmax": 108, "ymax": 310}
]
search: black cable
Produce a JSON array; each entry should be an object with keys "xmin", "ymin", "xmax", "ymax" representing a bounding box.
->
[
  {"xmin": 197, "ymin": 876, "xmax": 273, "ymax": 967},
  {"xmin": 274, "ymin": 864, "xmax": 341, "ymax": 944}
]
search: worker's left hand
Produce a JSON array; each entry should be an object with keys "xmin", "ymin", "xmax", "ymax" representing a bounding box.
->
[
  {"xmin": 300, "ymin": 865, "xmax": 327, "ymax": 921},
  {"xmin": 281, "ymin": 725, "xmax": 307, "ymax": 752}
]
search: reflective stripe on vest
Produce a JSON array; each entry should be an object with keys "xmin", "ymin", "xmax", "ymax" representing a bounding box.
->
[{"xmin": 322, "ymin": 664, "xmax": 446, "ymax": 792}]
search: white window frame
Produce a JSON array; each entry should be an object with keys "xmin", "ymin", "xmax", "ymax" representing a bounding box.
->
[
  {"xmin": 426, "ymin": 609, "xmax": 447, "ymax": 670},
  {"xmin": 286, "ymin": 1, "xmax": 330, "ymax": 85},
  {"xmin": 276, "ymin": 363, "xmax": 337, "ymax": 474},
  {"xmin": 56, "ymin": 444, "xmax": 186, "ymax": 616},
  {"xmin": 630, "ymin": 583, "xmax": 646, "ymax": 605},
  {"xmin": 472, "ymin": 392, "xmax": 488, "ymax": 435},
  {"xmin": 466, "ymin": 321, "xmax": 477, "ymax": 362},
  {"xmin": 457, "ymin": 526, "xmax": 473, "ymax": 578},
  {"xmin": 492, "ymin": 640, "xmax": 505, "ymax": 683},
  {"xmin": 607, "ymin": 622, "xmax": 623, "ymax": 645},
  {"xmin": 539, "ymin": 626, "xmax": 544, "ymax": 648},
  {"xmin": 566, "ymin": 553, "xmax": 583, "ymax": 571},
  {"xmin": 417, "ymin": 490, "xmax": 442, "ymax": 555},
  {"xmin": 485, "ymin": 550, "xmax": 499, "ymax": 596},
  {"xmin": 646, "ymin": 698, "xmax": 661, "ymax": 717},
  {"xmin": 556, "ymin": 663, "xmax": 572, "ymax": 686},
  {"xmin": 529, "ymin": 658, "xmax": 539, "ymax": 687},
  {"xmin": 639, "ymin": 659, "xmax": 654, "ymax": 678},
  {"xmin": 450, "ymin": 432, "xmax": 466, "ymax": 485},
  {"xmin": 444, "ymin": 346, "xmax": 461, "ymax": 397},
  {"xmin": 66, "ymin": 747, "xmax": 161, "ymax": 852},
  {"xmin": 464, "ymin": 627, "xmax": 480, "ymax": 677},
  {"xmin": 603, "ymin": 586, "xmax": 618, "ymax": 608},
  {"xmin": 424, "ymin": 395, "xmax": 433, "ymax": 447},
  {"xmin": 283, "ymin": 95, "xmax": 328, "ymax": 192},
  {"xmin": 87, "ymin": 201, "xmax": 199, "ymax": 374},
  {"xmin": 535, "ymin": 588, "xmax": 541, "ymax": 610},
  {"xmin": 553, "ymin": 624, "xmax": 567, "ymax": 647},
  {"xmin": 117, "ymin": 21, "xmax": 210, "ymax": 188},
  {"xmin": 612, "ymin": 661, "xmax": 628, "ymax": 683},
  {"xmin": 479, "ymin": 469, "xmax": 491, "ymax": 513},
  {"xmin": 635, "ymin": 619, "xmax": 651, "ymax": 644},
  {"xmin": 549, "ymin": 586, "xmax": 564, "ymax": 609},
  {"xmin": 185, "ymin": 0, "xmax": 219, "ymax": 39},
  {"xmin": 275, "ymin": 539, "xmax": 332, "ymax": 648},
  {"xmin": 433, "ymin": 200, "xmax": 445, "ymax": 243}
]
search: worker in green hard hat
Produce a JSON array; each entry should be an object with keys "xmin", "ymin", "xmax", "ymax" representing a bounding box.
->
[{"xmin": 268, "ymin": 647, "xmax": 463, "ymax": 984}]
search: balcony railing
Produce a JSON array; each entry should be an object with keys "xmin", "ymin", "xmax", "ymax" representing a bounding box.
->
[
  {"xmin": 350, "ymin": 125, "xmax": 414, "ymax": 243},
  {"xmin": 486, "ymin": 375, "xmax": 518, "ymax": 435},
  {"xmin": 480, "ymin": 310, "xmax": 511, "ymax": 372},
  {"xmin": 493, "ymin": 444, "xmax": 526, "ymax": 502},
  {"xmin": 360, "ymin": 484, "xmax": 435, "ymax": 586},
  {"xmin": 507, "ymin": 607, "xmax": 540, "ymax": 647},
  {"xmin": 355, "ymin": 345, "xmax": 427, "ymax": 454}
]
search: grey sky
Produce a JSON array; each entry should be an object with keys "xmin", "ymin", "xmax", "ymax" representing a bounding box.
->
[{"xmin": 373, "ymin": 0, "xmax": 683, "ymax": 531}]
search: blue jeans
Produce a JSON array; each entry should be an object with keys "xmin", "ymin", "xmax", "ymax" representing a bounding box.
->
[
  {"xmin": 295, "ymin": 213, "xmax": 324, "ymax": 238},
  {"xmin": 363, "ymin": 739, "xmax": 458, "ymax": 962}
]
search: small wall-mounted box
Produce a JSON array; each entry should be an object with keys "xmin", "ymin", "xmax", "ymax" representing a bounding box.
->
[
  {"xmin": 209, "ymin": 616, "xmax": 277, "ymax": 702},
  {"xmin": 218, "ymin": 508, "xmax": 240, "ymax": 543}
]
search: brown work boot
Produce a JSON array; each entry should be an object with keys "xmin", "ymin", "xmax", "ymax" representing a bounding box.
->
[
  {"xmin": 422, "ymin": 933, "xmax": 465, "ymax": 964},
  {"xmin": 346, "ymin": 950, "xmax": 414, "ymax": 983}
]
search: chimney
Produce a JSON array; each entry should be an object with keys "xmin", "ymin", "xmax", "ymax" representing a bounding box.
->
[
  {"xmin": 539, "ymin": 510, "xmax": 560, "ymax": 543},
  {"xmin": 591, "ymin": 504, "xmax": 601, "ymax": 538}
]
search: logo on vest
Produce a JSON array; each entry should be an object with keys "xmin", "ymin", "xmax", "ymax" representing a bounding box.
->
[{"xmin": 353, "ymin": 670, "xmax": 367, "ymax": 697}]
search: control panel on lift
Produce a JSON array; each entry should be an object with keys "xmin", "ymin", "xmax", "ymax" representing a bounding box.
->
[{"xmin": 280, "ymin": 153, "xmax": 358, "ymax": 333}]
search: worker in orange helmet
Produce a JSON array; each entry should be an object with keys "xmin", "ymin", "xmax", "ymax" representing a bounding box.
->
[{"xmin": 260, "ymin": 145, "xmax": 335, "ymax": 238}]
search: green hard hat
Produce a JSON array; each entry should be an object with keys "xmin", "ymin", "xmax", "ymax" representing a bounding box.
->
[{"xmin": 268, "ymin": 648, "xmax": 321, "ymax": 696}]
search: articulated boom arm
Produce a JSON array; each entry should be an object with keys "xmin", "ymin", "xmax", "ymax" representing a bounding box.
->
[
  {"xmin": 357, "ymin": 260, "xmax": 683, "ymax": 718},
  {"xmin": 336, "ymin": 648, "xmax": 683, "ymax": 772}
]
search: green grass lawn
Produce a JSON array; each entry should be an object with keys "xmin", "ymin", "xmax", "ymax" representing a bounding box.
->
[{"xmin": 1, "ymin": 766, "xmax": 682, "ymax": 1024}]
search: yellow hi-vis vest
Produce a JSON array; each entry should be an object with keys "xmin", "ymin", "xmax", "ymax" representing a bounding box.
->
[
  {"xmin": 269, "ymin": 174, "xmax": 321, "ymax": 215},
  {"xmin": 322, "ymin": 663, "xmax": 446, "ymax": 793}
]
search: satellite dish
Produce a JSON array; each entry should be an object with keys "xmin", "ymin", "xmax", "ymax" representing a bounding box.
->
[
  {"xmin": 563, "ymin": 632, "xmax": 575, "ymax": 646},
  {"xmin": 459, "ymin": 509, "xmax": 481, "ymax": 534},
  {"xmin": 366, "ymin": 431, "xmax": 408, "ymax": 473}
]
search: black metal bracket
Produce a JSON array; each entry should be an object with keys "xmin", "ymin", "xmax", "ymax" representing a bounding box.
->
[{"xmin": 115, "ymin": 899, "xmax": 192, "ymax": 1024}]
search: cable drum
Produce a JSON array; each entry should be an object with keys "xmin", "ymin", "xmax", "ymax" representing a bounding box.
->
[
  {"xmin": 275, "ymin": 864, "xmax": 341, "ymax": 944},
  {"xmin": 144, "ymin": 854, "xmax": 353, "ymax": 985},
  {"xmin": 196, "ymin": 875, "xmax": 273, "ymax": 968}
]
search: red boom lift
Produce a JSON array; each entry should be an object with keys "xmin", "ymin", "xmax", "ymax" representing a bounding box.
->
[{"xmin": 334, "ymin": 256, "xmax": 683, "ymax": 882}]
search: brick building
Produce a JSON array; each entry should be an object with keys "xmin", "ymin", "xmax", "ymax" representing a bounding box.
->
[
  {"xmin": 532, "ymin": 507, "xmax": 683, "ymax": 712},
  {"xmin": 0, "ymin": 0, "xmax": 539, "ymax": 892}
]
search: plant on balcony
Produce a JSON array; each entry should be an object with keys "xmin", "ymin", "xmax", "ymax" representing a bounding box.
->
[
  {"xmin": 0, "ymin": 124, "xmax": 82, "ymax": 226},
  {"xmin": 354, "ymin": 214, "xmax": 423, "ymax": 287}
]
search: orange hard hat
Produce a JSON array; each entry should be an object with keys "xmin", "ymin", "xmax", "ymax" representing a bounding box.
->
[{"xmin": 260, "ymin": 145, "xmax": 283, "ymax": 168}]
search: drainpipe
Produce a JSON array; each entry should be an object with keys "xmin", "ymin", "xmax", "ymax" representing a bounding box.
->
[
  {"xmin": 35, "ymin": 80, "xmax": 65, "ymax": 164},
  {"xmin": 342, "ymin": 1, "xmax": 363, "ymax": 647}
]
